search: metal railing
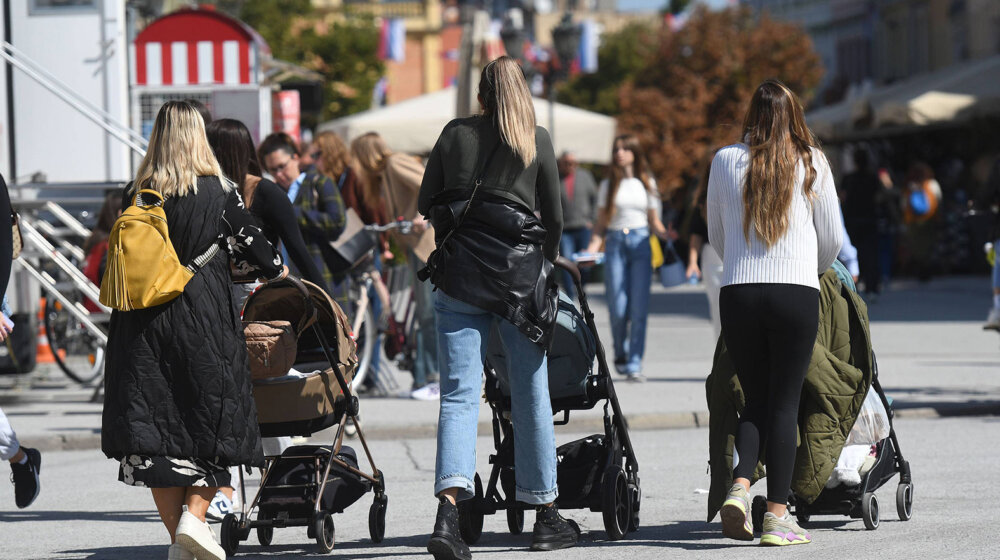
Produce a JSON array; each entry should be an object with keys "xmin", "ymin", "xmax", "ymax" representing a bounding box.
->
[{"xmin": 1, "ymin": 40, "xmax": 147, "ymax": 157}]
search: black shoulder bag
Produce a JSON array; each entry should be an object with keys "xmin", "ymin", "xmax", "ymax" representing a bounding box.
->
[{"xmin": 417, "ymin": 141, "xmax": 502, "ymax": 282}]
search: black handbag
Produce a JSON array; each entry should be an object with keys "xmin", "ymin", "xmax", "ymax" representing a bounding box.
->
[{"xmin": 327, "ymin": 209, "xmax": 377, "ymax": 273}]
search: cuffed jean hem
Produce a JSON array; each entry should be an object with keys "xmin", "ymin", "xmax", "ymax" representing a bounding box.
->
[
  {"xmin": 435, "ymin": 474, "xmax": 476, "ymax": 502},
  {"xmin": 516, "ymin": 485, "xmax": 558, "ymax": 505}
]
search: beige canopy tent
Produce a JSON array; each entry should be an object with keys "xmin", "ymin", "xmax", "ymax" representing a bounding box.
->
[
  {"xmin": 807, "ymin": 54, "xmax": 1000, "ymax": 140},
  {"xmin": 318, "ymin": 87, "xmax": 617, "ymax": 163}
]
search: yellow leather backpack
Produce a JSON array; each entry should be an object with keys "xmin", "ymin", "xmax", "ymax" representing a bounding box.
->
[{"xmin": 99, "ymin": 189, "xmax": 219, "ymax": 311}]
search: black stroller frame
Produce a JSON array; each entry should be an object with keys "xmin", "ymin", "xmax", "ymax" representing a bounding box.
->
[
  {"xmin": 457, "ymin": 257, "xmax": 641, "ymax": 543},
  {"xmin": 751, "ymin": 355, "xmax": 914, "ymax": 532},
  {"xmin": 220, "ymin": 277, "xmax": 388, "ymax": 555}
]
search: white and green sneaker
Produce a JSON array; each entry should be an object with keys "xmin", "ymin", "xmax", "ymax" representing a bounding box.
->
[
  {"xmin": 760, "ymin": 511, "xmax": 811, "ymax": 546},
  {"xmin": 720, "ymin": 483, "xmax": 754, "ymax": 541}
]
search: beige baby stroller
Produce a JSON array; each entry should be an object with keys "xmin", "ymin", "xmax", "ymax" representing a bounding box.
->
[{"xmin": 219, "ymin": 277, "xmax": 387, "ymax": 555}]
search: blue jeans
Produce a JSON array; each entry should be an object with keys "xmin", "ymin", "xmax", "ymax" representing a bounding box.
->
[
  {"xmin": 993, "ymin": 238, "xmax": 1000, "ymax": 290},
  {"xmin": 433, "ymin": 291, "xmax": 558, "ymax": 504},
  {"xmin": 604, "ymin": 227, "xmax": 653, "ymax": 374},
  {"xmin": 559, "ymin": 227, "xmax": 592, "ymax": 298}
]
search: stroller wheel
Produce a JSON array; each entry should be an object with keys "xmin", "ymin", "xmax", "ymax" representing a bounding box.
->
[
  {"xmin": 862, "ymin": 492, "xmax": 880, "ymax": 530},
  {"xmin": 796, "ymin": 511, "xmax": 811, "ymax": 525},
  {"xmin": 506, "ymin": 506, "xmax": 524, "ymax": 535},
  {"xmin": 256, "ymin": 511, "xmax": 273, "ymax": 547},
  {"xmin": 896, "ymin": 482, "xmax": 913, "ymax": 521},
  {"xmin": 751, "ymin": 495, "xmax": 767, "ymax": 534},
  {"xmin": 369, "ymin": 495, "xmax": 388, "ymax": 543},
  {"xmin": 601, "ymin": 466, "xmax": 631, "ymax": 541},
  {"xmin": 220, "ymin": 513, "xmax": 241, "ymax": 556},
  {"xmin": 314, "ymin": 512, "xmax": 335, "ymax": 553},
  {"xmin": 458, "ymin": 473, "xmax": 485, "ymax": 545},
  {"xmin": 627, "ymin": 482, "xmax": 641, "ymax": 533}
]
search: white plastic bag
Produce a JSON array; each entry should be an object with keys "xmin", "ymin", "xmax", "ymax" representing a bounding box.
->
[{"xmin": 845, "ymin": 389, "xmax": 890, "ymax": 447}]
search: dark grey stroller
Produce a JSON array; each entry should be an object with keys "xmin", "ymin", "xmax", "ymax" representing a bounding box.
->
[{"xmin": 457, "ymin": 258, "xmax": 641, "ymax": 542}]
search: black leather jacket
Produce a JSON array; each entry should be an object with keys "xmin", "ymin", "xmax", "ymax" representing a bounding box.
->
[{"xmin": 422, "ymin": 189, "xmax": 558, "ymax": 347}]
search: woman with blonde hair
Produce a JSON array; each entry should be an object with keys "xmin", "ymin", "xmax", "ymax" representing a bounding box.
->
[
  {"xmin": 101, "ymin": 101, "xmax": 286, "ymax": 560},
  {"xmin": 585, "ymin": 134, "xmax": 669, "ymax": 380},
  {"xmin": 418, "ymin": 55, "xmax": 573, "ymax": 560},
  {"xmin": 351, "ymin": 131, "xmax": 441, "ymax": 399},
  {"xmin": 708, "ymin": 80, "xmax": 842, "ymax": 546}
]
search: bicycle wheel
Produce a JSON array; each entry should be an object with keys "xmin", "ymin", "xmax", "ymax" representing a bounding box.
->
[
  {"xmin": 350, "ymin": 301, "xmax": 377, "ymax": 391},
  {"xmin": 44, "ymin": 298, "xmax": 105, "ymax": 385}
]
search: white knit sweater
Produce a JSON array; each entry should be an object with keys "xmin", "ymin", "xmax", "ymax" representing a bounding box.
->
[{"xmin": 707, "ymin": 144, "xmax": 843, "ymax": 290}]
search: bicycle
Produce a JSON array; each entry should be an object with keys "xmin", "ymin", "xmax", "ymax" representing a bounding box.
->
[{"xmin": 343, "ymin": 220, "xmax": 418, "ymax": 394}]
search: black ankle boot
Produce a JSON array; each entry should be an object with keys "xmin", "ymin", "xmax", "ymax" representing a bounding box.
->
[
  {"xmin": 427, "ymin": 497, "xmax": 472, "ymax": 560},
  {"xmin": 531, "ymin": 503, "xmax": 579, "ymax": 551}
]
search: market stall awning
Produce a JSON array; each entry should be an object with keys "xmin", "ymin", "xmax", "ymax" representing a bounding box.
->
[
  {"xmin": 872, "ymin": 55, "xmax": 1000, "ymax": 127},
  {"xmin": 807, "ymin": 54, "xmax": 1000, "ymax": 140},
  {"xmin": 318, "ymin": 87, "xmax": 617, "ymax": 163}
]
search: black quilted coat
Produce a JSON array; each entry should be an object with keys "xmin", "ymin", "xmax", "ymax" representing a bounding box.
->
[{"xmin": 101, "ymin": 177, "xmax": 266, "ymax": 467}]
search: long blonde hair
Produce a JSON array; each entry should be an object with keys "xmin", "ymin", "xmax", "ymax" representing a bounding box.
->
[
  {"xmin": 134, "ymin": 100, "xmax": 226, "ymax": 197},
  {"xmin": 741, "ymin": 80, "xmax": 819, "ymax": 247},
  {"xmin": 351, "ymin": 132, "xmax": 392, "ymax": 204},
  {"xmin": 479, "ymin": 56, "xmax": 536, "ymax": 167},
  {"xmin": 314, "ymin": 131, "xmax": 352, "ymax": 180}
]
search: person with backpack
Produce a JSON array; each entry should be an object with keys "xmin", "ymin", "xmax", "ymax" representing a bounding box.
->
[
  {"xmin": 100, "ymin": 101, "xmax": 286, "ymax": 560},
  {"xmin": 708, "ymin": 80, "xmax": 842, "ymax": 546},
  {"xmin": 418, "ymin": 56, "xmax": 576, "ymax": 560},
  {"xmin": 902, "ymin": 161, "xmax": 941, "ymax": 280}
]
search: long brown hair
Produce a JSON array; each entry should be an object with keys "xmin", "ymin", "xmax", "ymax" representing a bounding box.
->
[
  {"xmin": 314, "ymin": 131, "xmax": 352, "ymax": 180},
  {"xmin": 479, "ymin": 56, "xmax": 536, "ymax": 167},
  {"xmin": 741, "ymin": 80, "xmax": 819, "ymax": 247},
  {"xmin": 351, "ymin": 132, "xmax": 393, "ymax": 205},
  {"xmin": 602, "ymin": 134, "xmax": 657, "ymax": 222}
]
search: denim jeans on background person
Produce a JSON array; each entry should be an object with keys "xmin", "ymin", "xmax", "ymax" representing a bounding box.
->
[
  {"xmin": 559, "ymin": 227, "xmax": 592, "ymax": 298},
  {"xmin": 993, "ymin": 238, "xmax": 1000, "ymax": 290},
  {"xmin": 433, "ymin": 291, "xmax": 558, "ymax": 505},
  {"xmin": 409, "ymin": 254, "xmax": 438, "ymax": 388},
  {"xmin": 604, "ymin": 227, "xmax": 653, "ymax": 374}
]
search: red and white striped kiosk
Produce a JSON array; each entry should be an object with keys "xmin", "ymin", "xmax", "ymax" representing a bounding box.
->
[{"xmin": 130, "ymin": 6, "xmax": 274, "ymax": 142}]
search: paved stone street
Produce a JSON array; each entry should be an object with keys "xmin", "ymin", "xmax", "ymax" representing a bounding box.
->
[{"xmin": 0, "ymin": 275, "xmax": 997, "ymax": 559}]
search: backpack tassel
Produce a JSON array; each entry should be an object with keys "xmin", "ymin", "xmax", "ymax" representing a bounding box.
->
[{"xmin": 103, "ymin": 242, "xmax": 133, "ymax": 311}]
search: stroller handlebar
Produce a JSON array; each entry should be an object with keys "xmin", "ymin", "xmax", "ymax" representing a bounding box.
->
[{"xmin": 555, "ymin": 256, "xmax": 581, "ymax": 287}]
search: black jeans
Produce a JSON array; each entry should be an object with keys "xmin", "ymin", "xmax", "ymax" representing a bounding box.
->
[{"xmin": 720, "ymin": 283, "xmax": 819, "ymax": 505}]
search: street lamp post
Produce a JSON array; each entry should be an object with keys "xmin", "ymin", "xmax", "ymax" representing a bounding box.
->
[{"xmin": 501, "ymin": 12, "xmax": 580, "ymax": 146}]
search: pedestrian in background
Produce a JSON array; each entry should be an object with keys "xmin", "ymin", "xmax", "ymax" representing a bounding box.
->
[
  {"xmin": 418, "ymin": 56, "xmax": 576, "ymax": 559},
  {"xmin": 82, "ymin": 191, "xmax": 123, "ymax": 312},
  {"xmin": 586, "ymin": 134, "xmax": 669, "ymax": 381},
  {"xmin": 207, "ymin": 119, "xmax": 324, "ymax": 287},
  {"xmin": 901, "ymin": 161, "xmax": 941, "ymax": 281},
  {"xmin": 708, "ymin": 80, "xmax": 842, "ymax": 546},
  {"xmin": 687, "ymin": 154, "xmax": 724, "ymax": 339},
  {"xmin": 0, "ymin": 172, "xmax": 41, "ymax": 510},
  {"xmin": 985, "ymin": 156, "xmax": 1000, "ymax": 331},
  {"xmin": 557, "ymin": 151, "xmax": 597, "ymax": 298},
  {"xmin": 101, "ymin": 101, "xmax": 286, "ymax": 560},
  {"xmin": 258, "ymin": 132, "xmax": 347, "ymax": 296},
  {"xmin": 841, "ymin": 148, "xmax": 883, "ymax": 297},
  {"xmin": 351, "ymin": 132, "xmax": 440, "ymax": 400}
]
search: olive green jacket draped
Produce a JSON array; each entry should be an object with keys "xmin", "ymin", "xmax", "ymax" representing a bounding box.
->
[{"xmin": 705, "ymin": 269, "xmax": 874, "ymax": 521}]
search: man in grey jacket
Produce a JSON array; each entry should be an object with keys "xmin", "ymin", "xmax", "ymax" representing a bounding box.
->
[{"xmin": 558, "ymin": 152, "xmax": 597, "ymax": 297}]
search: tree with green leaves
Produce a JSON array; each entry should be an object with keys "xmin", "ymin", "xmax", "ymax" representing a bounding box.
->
[{"xmin": 207, "ymin": 0, "xmax": 384, "ymax": 121}]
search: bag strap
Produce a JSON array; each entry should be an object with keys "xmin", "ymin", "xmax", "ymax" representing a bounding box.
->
[{"xmin": 433, "ymin": 140, "xmax": 503, "ymax": 250}]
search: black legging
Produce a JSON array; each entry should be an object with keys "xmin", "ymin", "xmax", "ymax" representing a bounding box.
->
[{"xmin": 720, "ymin": 283, "xmax": 819, "ymax": 505}]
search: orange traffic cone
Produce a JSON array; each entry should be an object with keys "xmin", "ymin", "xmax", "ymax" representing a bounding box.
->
[{"xmin": 36, "ymin": 297, "xmax": 57, "ymax": 364}]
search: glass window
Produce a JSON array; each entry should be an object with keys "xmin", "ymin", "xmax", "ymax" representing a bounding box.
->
[{"xmin": 30, "ymin": 0, "xmax": 96, "ymax": 14}]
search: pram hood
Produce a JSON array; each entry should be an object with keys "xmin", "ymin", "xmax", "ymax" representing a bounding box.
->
[{"xmin": 241, "ymin": 278, "xmax": 358, "ymax": 435}]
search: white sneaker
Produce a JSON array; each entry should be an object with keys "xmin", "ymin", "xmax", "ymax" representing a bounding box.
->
[
  {"xmin": 410, "ymin": 382, "xmax": 441, "ymax": 401},
  {"xmin": 984, "ymin": 308, "xmax": 1000, "ymax": 331},
  {"xmin": 175, "ymin": 511, "xmax": 226, "ymax": 560},
  {"xmin": 205, "ymin": 491, "xmax": 233, "ymax": 522},
  {"xmin": 167, "ymin": 543, "xmax": 195, "ymax": 560}
]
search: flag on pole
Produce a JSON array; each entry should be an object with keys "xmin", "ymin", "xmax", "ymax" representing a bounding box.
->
[
  {"xmin": 379, "ymin": 19, "xmax": 407, "ymax": 62},
  {"xmin": 577, "ymin": 19, "xmax": 600, "ymax": 73}
]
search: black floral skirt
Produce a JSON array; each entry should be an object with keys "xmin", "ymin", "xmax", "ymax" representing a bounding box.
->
[{"xmin": 119, "ymin": 455, "xmax": 232, "ymax": 488}]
